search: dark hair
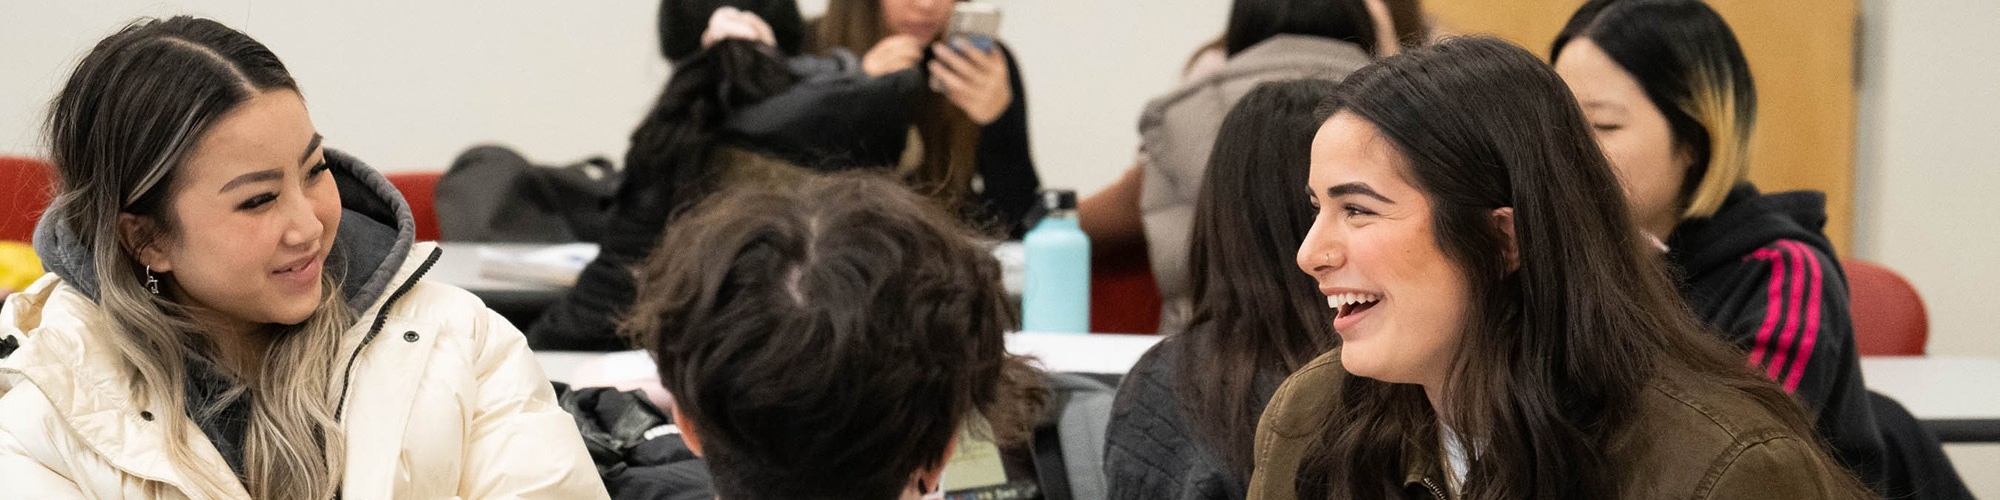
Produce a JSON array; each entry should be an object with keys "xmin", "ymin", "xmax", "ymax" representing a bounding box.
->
[
  {"xmin": 813, "ymin": 0, "xmax": 987, "ymax": 218},
  {"xmin": 659, "ymin": 0, "xmax": 805, "ymax": 61},
  {"xmin": 45, "ymin": 16, "xmax": 346, "ymax": 500},
  {"xmin": 1224, "ymin": 0, "xmax": 1378, "ymax": 56},
  {"xmin": 1179, "ymin": 78, "xmax": 1342, "ymax": 480},
  {"xmin": 1295, "ymin": 37, "xmax": 1837, "ymax": 499},
  {"xmin": 618, "ymin": 39, "xmax": 799, "ymax": 214},
  {"xmin": 622, "ymin": 172, "xmax": 1029, "ymax": 500},
  {"xmin": 1551, "ymin": 0, "xmax": 1756, "ymax": 219}
]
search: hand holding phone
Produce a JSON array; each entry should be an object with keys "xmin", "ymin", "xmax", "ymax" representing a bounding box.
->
[{"xmin": 947, "ymin": 2, "xmax": 1001, "ymax": 52}]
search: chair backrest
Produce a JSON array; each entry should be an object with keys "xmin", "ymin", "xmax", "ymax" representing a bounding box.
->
[
  {"xmin": 1843, "ymin": 259, "xmax": 1928, "ymax": 356},
  {"xmin": 0, "ymin": 157, "xmax": 55, "ymax": 243},
  {"xmin": 1090, "ymin": 243, "xmax": 1161, "ymax": 334},
  {"xmin": 385, "ymin": 171, "xmax": 443, "ymax": 242}
]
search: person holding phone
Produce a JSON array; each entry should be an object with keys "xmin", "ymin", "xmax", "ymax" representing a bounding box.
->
[{"xmin": 814, "ymin": 0, "xmax": 1041, "ymax": 237}]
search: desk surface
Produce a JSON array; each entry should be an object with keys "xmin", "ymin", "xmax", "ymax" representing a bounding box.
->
[{"xmin": 539, "ymin": 344, "xmax": 2000, "ymax": 442}]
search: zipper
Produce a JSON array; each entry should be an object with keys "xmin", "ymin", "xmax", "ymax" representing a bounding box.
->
[
  {"xmin": 332, "ymin": 246, "xmax": 440, "ymax": 422},
  {"xmin": 1419, "ymin": 477, "xmax": 1448, "ymax": 500}
]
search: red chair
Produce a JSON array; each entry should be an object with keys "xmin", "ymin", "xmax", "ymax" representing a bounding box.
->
[
  {"xmin": 1090, "ymin": 243, "xmax": 1162, "ymax": 334},
  {"xmin": 385, "ymin": 171, "xmax": 443, "ymax": 242},
  {"xmin": 1843, "ymin": 259, "xmax": 1928, "ymax": 356},
  {"xmin": 1, "ymin": 157, "xmax": 55, "ymax": 243}
]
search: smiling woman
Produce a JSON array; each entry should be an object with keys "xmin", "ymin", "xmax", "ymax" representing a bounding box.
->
[
  {"xmin": 1245, "ymin": 36, "xmax": 1872, "ymax": 500},
  {"xmin": 0, "ymin": 16, "xmax": 606, "ymax": 499}
]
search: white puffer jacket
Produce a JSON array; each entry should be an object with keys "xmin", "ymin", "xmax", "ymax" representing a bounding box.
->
[{"xmin": 0, "ymin": 150, "xmax": 608, "ymax": 499}]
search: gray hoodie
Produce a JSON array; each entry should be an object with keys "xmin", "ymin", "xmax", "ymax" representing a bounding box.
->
[
  {"xmin": 32, "ymin": 149, "xmax": 414, "ymax": 314},
  {"xmin": 26, "ymin": 149, "xmax": 415, "ymax": 479}
]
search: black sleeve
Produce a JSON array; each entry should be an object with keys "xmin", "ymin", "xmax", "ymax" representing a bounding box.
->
[
  {"xmin": 524, "ymin": 200, "xmax": 670, "ymax": 351},
  {"xmin": 971, "ymin": 44, "xmax": 1041, "ymax": 239},
  {"xmin": 1703, "ymin": 239, "xmax": 1885, "ymax": 485}
]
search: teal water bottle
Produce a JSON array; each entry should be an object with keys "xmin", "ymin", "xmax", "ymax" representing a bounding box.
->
[{"xmin": 1022, "ymin": 190, "xmax": 1090, "ymax": 333}]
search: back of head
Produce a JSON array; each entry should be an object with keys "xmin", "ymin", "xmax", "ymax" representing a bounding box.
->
[
  {"xmin": 623, "ymin": 172, "xmax": 1013, "ymax": 500},
  {"xmin": 1224, "ymin": 0, "xmax": 1379, "ymax": 56},
  {"xmin": 659, "ymin": 0, "xmax": 805, "ymax": 61},
  {"xmin": 1182, "ymin": 78, "xmax": 1341, "ymax": 479},
  {"xmin": 1551, "ymin": 0, "xmax": 1756, "ymax": 219},
  {"xmin": 1303, "ymin": 36, "xmax": 1810, "ymax": 499}
]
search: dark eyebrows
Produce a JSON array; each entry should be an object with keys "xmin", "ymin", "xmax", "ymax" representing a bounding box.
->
[
  {"xmin": 299, "ymin": 133, "xmax": 324, "ymax": 165},
  {"xmin": 219, "ymin": 133, "xmax": 323, "ymax": 194},
  {"xmin": 1327, "ymin": 182, "xmax": 1396, "ymax": 204},
  {"xmin": 219, "ymin": 169, "xmax": 283, "ymax": 194}
]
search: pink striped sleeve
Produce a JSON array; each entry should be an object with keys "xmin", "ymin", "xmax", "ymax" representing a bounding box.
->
[
  {"xmin": 1780, "ymin": 240, "xmax": 1826, "ymax": 392},
  {"xmin": 1764, "ymin": 243, "xmax": 1810, "ymax": 382},
  {"xmin": 1744, "ymin": 247, "xmax": 1790, "ymax": 371}
]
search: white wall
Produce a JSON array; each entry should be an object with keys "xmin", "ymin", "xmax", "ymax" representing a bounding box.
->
[
  {"xmin": 1853, "ymin": 0, "xmax": 2000, "ymax": 493},
  {"xmin": 0, "ymin": 0, "xmax": 1225, "ymax": 192}
]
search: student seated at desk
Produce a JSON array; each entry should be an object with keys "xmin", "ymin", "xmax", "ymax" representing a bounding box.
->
[
  {"xmin": 1244, "ymin": 37, "xmax": 1870, "ymax": 499},
  {"xmin": 528, "ymin": 0, "xmax": 927, "ymax": 351},
  {"xmin": 619, "ymin": 172, "xmax": 1041, "ymax": 500},
  {"xmin": 1551, "ymin": 1, "xmax": 1969, "ymax": 495},
  {"xmin": 0, "ymin": 17, "xmax": 604, "ymax": 499},
  {"xmin": 1104, "ymin": 78, "xmax": 1341, "ymax": 500}
]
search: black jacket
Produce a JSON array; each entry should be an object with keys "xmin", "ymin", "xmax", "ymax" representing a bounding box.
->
[
  {"xmin": 1104, "ymin": 334, "xmax": 1268, "ymax": 500},
  {"xmin": 527, "ymin": 48, "xmax": 1037, "ymax": 351},
  {"xmin": 1663, "ymin": 183, "xmax": 1886, "ymax": 486}
]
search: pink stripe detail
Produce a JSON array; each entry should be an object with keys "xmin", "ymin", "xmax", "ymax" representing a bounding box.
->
[
  {"xmin": 1765, "ymin": 243, "xmax": 1809, "ymax": 382},
  {"xmin": 1745, "ymin": 248, "xmax": 1789, "ymax": 369},
  {"xmin": 1781, "ymin": 241, "xmax": 1825, "ymax": 392}
]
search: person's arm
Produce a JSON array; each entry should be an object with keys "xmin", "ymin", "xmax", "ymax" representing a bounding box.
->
[
  {"xmin": 970, "ymin": 43, "xmax": 1040, "ymax": 238},
  {"xmin": 1710, "ymin": 239, "xmax": 1885, "ymax": 487},
  {"xmin": 458, "ymin": 309, "xmax": 611, "ymax": 499},
  {"xmin": 1711, "ymin": 240, "xmax": 1856, "ymax": 401},
  {"xmin": 1080, "ymin": 162, "xmax": 1147, "ymax": 257}
]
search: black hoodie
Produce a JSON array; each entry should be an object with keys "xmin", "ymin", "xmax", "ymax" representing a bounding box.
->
[{"xmin": 1663, "ymin": 183, "xmax": 1885, "ymax": 486}]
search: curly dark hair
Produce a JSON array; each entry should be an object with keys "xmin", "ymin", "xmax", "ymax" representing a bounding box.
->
[{"xmin": 622, "ymin": 171, "xmax": 1043, "ymax": 500}]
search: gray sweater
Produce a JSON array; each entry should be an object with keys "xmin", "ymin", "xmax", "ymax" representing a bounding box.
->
[{"xmin": 1137, "ymin": 36, "xmax": 1371, "ymax": 335}]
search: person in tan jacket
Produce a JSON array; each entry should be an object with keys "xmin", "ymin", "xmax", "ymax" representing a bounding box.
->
[
  {"xmin": 1244, "ymin": 37, "xmax": 1873, "ymax": 500},
  {"xmin": 0, "ymin": 17, "xmax": 606, "ymax": 499}
]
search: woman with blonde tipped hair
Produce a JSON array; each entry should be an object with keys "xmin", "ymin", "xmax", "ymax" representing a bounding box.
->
[
  {"xmin": 0, "ymin": 16, "xmax": 606, "ymax": 499},
  {"xmin": 1552, "ymin": 0, "xmax": 1969, "ymax": 496}
]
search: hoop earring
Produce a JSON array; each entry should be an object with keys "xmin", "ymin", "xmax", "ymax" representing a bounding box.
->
[{"xmin": 145, "ymin": 266, "xmax": 160, "ymax": 295}]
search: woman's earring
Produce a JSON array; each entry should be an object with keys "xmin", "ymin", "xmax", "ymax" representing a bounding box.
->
[{"xmin": 144, "ymin": 266, "xmax": 160, "ymax": 295}]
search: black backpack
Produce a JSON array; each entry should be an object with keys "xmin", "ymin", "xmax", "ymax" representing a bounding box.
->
[{"xmin": 437, "ymin": 145, "xmax": 621, "ymax": 243}]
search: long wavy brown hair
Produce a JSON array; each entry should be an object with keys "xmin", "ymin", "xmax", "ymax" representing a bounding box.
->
[
  {"xmin": 1293, "ymin": 36, "xmax": 1866, "ymax": 499},
  {"xmin": 812, "ymin": 0, "xmax": 983, "ymax": 210}
]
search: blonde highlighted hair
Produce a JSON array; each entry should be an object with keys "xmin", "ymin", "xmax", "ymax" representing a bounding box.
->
[
  {"xmin": 1552, "ymin": 0, "xmax": 1758, "ymax": 220},
  {"xmin": 45, "ymin": 16, "xmax": 347, "ymax": 500}
]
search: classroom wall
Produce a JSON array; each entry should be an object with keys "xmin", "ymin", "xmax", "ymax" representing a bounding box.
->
[
  {"xmin": 0, "ymin": 0, "xmax": 1222, "ymax": 192},
  {"xmin": 1852, "ymin": 0, "xmax": 2000, "ymax": 491}
]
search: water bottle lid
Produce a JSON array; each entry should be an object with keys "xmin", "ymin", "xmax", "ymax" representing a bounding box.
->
[{"xmin": 1041, "ymin": 190, "xmax": 1077, "ymax": 211}]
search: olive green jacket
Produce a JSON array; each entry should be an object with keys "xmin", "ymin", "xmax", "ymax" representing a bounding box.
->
[{"xmin": 1245, "ymin": 351, "xmax": 1873, "ymax": 500}]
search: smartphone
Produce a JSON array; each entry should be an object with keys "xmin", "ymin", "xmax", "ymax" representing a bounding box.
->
[{"xmin": 947, "ymin": 2, "xmax": 1002, "ymax": 52}]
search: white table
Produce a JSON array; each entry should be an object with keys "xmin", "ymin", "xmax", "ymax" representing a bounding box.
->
[
  {"xmin": 1862, "ymin": 356, "xmax": 2000, "ymax": 442},
  {"xmin": 433, "ymin": 241, "xmax": 1025, "ymax": 305},
  {"xmin": 539, "ymin": 347, "xmax": 2000, "ymax": 443},
  {"xmin": 537, "ymin": 332, "xmax": 1165, "ymax": 387}
]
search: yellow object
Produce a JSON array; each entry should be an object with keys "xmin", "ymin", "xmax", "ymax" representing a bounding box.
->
[{"xmin": 0, "ymin": 241, "xmax": 43, "ymax": 293}]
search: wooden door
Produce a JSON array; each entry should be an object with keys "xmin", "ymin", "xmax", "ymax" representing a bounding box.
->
[{"xmin": 1421, "ymin": 0, "xmax": 1858, "ymax": 253}]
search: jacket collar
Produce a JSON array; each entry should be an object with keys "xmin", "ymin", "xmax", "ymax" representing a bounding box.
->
[
  {"xmin": 29, "ymin": 148, "xmax": 414, "ymax": 314},
  {"xmin": 1204, "ymin": 35, "xmax": 1372, "ymax": 84}
]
